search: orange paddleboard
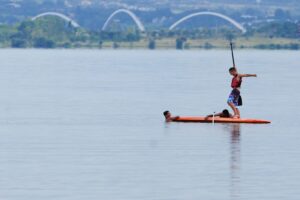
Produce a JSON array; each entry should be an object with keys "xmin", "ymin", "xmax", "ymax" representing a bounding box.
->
[{"xmin": 173, "ymin": 116, "xmax": 271, "ymax": 124}]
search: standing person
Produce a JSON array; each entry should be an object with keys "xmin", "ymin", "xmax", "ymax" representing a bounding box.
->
[{"xmin": 228, "ymin": 67, "xmax": 257, "ymax": 118}]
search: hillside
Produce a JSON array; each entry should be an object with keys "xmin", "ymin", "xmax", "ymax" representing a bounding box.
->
[{"xmin": 0, "ymin": 0, "xmax": 299, "ymax": 30}]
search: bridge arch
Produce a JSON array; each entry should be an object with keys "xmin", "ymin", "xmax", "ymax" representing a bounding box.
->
[
  {"xmin": 102, "ymin": 9, "xmax": 145, "ymax": 32},
  {"xmin": 32, "ymin": 12, "xmax": 80, "ymax": 28},
  {"xmin": 169, "ymin": 11, "xmax": 246, "ymax": 33}
]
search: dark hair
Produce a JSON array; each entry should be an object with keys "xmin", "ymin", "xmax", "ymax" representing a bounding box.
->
[
  {"xmin": 222, "ymin": 109, "xmax": 230, "ymax": 118},
  {"xmin": 163, "ymin": 111, "xmax": 170, "ymax": 116},
  {"xmin": 229, "ymin": 67, "xmax": 236, "ymax": 72}
]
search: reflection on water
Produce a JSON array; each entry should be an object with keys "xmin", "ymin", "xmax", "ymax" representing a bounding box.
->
[
  {"xmin": 224, "ymin": 124, "xmax": 241, "ymax": 200},
  {"xmin": 0, "ymin": 50, "xmax": 299, "ymax": 199}
]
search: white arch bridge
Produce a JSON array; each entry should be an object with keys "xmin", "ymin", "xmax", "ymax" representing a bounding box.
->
[
  {"xmin": 102, "ymin": 9, "xmax": 145, "ymax": 32},
  {"xmin": 31, "ymin": 10, "xmax": 246, "ymax": 34},
  {"xmin": 169, "ymin": 11, "xmax": 247, "ymax": 33},
  {"xmin": 32, "ymin": 12, "xmax": 80, "ymax": 28}
]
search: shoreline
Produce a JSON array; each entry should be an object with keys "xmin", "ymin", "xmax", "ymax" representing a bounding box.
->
[{"xmin": 1, "ymin": 37, "xmax": 299, "ymax": 50}]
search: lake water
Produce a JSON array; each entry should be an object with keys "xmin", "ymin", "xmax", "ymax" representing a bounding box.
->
[{"xmin": 0, "ymin": 49, "xmax": 299, "ymax": 200}]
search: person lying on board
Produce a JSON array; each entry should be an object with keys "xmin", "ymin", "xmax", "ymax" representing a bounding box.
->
[
  {"xmin": 228, "ymin": 67, "xmax": 257, "ymax": 119},
  {"xmin": 206, "ymin": 109, "xmax": 233, "ymax": 119},
  {"xmin": 163, "ymin": 111, "xmax": 179, "ymax": 122}
]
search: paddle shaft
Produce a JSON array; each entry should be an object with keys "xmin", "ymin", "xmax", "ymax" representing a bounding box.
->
[{"xmin": 230, "ymin": 42, "xmax": 236, "ymax": 68}]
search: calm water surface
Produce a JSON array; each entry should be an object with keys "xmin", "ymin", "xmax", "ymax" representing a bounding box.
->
[{"xmin": 0, "ymin": 49, "xmax": 299, "ymax": 200}]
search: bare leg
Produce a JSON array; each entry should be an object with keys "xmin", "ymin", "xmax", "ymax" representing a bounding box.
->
[
  {"xmin": 228, "ymin": 102, "xmax": 240, "ymax": 118},
  {"xmin": 236, "ymin": 108, "xmax": 240, "ymax": 118}
]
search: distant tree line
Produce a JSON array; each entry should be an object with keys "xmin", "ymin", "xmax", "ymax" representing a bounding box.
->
[{"xmin": 0, "ymin": 16, "xmax": 299, "ymax": 49}]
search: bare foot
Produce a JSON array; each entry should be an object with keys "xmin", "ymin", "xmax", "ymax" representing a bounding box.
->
[{"xmin": 233, "ymin": 115, "xmax": 240, "ymax": 119}]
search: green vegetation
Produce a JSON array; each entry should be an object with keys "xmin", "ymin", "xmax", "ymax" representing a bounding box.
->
[{"xmin": 0, "ymin": 16, "xmax": 299, "ymax": 50}]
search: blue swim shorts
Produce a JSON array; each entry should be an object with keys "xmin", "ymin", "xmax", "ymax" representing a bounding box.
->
[{"xmin": 227, "ymin": 89, "xmax": 242, "ymax": 107}]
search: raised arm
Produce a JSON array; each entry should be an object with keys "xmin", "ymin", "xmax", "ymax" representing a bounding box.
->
[{"xmin": 239, "ymin": 74, "xmax": 257, "ymax": 78}]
